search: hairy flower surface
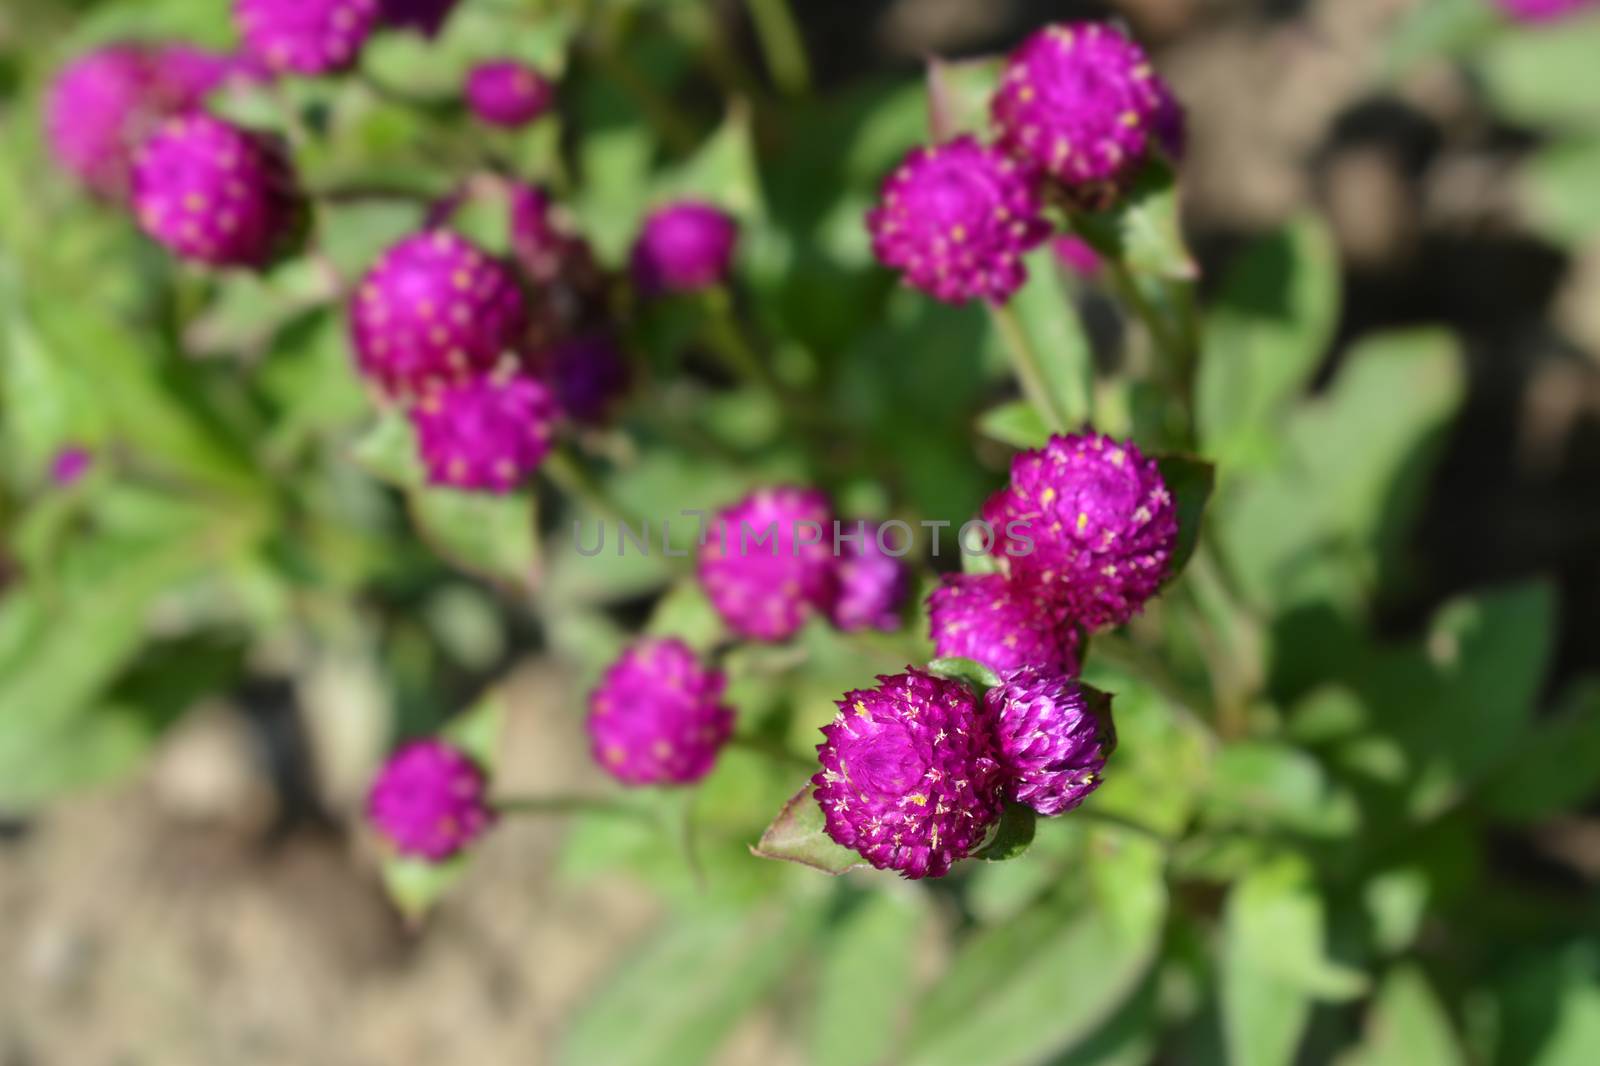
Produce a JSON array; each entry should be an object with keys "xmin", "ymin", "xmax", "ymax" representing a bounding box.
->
[
  {"xmin": 987, "ymin": 667, "xmax": 1113, "ymax": 815},
  {"xmin": 132, "ymin": 114, "xmax": 299, "ymax": 268},
  {"xmin": 992, "ymin": 21, "xmax": 1179, "ymax": 193},
  {"xmin": 351, "ymin": 231, "xmax": 527, "ymax": 394},
  {"xmin": 234, "ymin": 0, "xmax": 380, "ymax": 75},
  {"xmin": 813, "ymin": 670, "xmax": 1004, "ymax": 879},
  {"xmin": 380, "ymin": 0, "xmax": 459, "ymax": 35},
  {"xmin": 631, "ymin": 201, "xmax": 739, "ymax": 294},
  {"xmin": 698, "ymin": 487, "xmax": 836, "ymax": 642},
  {"xmin": 47, "ymin": 44, "xmax": 252, "ymax": 199},
  {"xmin": 466, "ymin": 60, "xmax": 554, "ymax": 128},
  {"xmin": 367, "ymin": 739, "xmax": 494, "ymax": 861},
  {"xmin": 867, "ymin": 136, "xmax": 1049, "ymax": 304},
  {"xmin": 927, "ymin": 572, "xmax": 1081, "ymax": 675},
  {"xmin": 587, "ymin": 639, "xmax": 734, "ymax": 786},
  {"xmin": 830, "ymin": 524, "xmax": 910, "ymax": 633},
  {"xmin": 982, "ymin": 432, "xmax": 1177, "ymax": 631},
  {"xmin": 1494, "ymin": 0, "xmax": 1600, "ymax": 19},
  {"xmin": 410, "ymin": 371, "xmax": 557, "ymax": 493}
]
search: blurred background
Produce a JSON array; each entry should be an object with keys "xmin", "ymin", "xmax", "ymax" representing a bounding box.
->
[{"xmin": 4, "ymin": 1, "xmax": 1600, "ymax": 1064}]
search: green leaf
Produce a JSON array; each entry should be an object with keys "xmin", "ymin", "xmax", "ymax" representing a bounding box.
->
[
  {"xmin": 1340, "ymin": 967, "xmax": 1464, "ymax": 1066},
  {"xmin": 559, "ymin": 902, "xmax": 826, "ymax": 1066},
  {"xmin": 926, "ymin": 657, "xmax": 1002, "ymax": 692},
  {"xmin": 1197, "ymin": 216, "xmax": 1340, "ymax": 468},
  {"xmin": 925, "ymin": 55, "xmax": 1003, "ymax": 142},
  {"xmin": 1156, "ymin": 453, "xmax": 1215, "ymax": 584},
  {"xmin": 1078, "ymin": 159, "xmax": 1196, "ymax": 281},
  {"xmin": 973, "ymin": 802, "xmax": 1037, "ymax": 861},
  {"xmin": 1001, "ymin": 247, "xmax": 1096, "ymax": 426},
  {"xmin": 977, "ymin": 399, "xmax": 1053, "ymax": 450},
  {"xmin": 1479, "ymin": 681, "xmax": 1600, "ymax": 821},
  {"xmin": 645, "ymin": 578, "xmax": 727, "ymax": 653},
  {"xmin": 1203, "ymin": 742, "xmax": 1358, "ymax": 838},
  {"xmin": 1382, "ymin": 0, "xmax": 1498, "ymax": 74},
  {"xmin": 1522, "ymin": 137, "xmax": 1600, "ymax": 246},
  {"xmin": 352, "ymin": 410, "xmax": 426, "ymax": 486},
  {"xmin": 906, "ymin": 827, "xmax": 1167, "ymax": 1066},
  {"xmin": 1479, "ymin": 16, "xmax": 1600, "ymax": 128},
  {"xmin": 750, "ymin": 783, "xmax": 867, "ymax": 875},
  {"xmin": 1222, "ymin": 858, "xmax": 1368, "ymax": 1066},
  {"xmin": 653, "ymin": 104, "xmax": 764, "ymax": 222},
  {"xmin": 812, "ymin": 892, "xmax": 928, "ymax": 1066},
  {"xmin": 407, "ymin": 486, "xmax": 540, "ymax": 592}
]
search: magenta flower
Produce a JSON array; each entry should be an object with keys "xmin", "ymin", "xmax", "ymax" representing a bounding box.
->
[
  {"xmin": 587, "ymin": 639, "xmax": 735, "ymax": 786},
  {"xmin": 132, "ymin": 114, "xmax": 300, "ymax": 268},
  {"xmin": 367, "ymin": 738, "xmax": 495, "ymax": 861},
  {"xmin": 532, "ymin": 332, "xmax": 630, "ymax": 424},
  {"xmin": 380, "ymin": 0, "xmax": 460, "ymax": 35},
  {"xmin": 992, "ymin": 22, "xmax": 1179, "ymax": 193},
  {"xmin": 830, "ymin": 524, "xmax": 910, "ymax": 633},
  {"xmin": 926, "ymin": 572, "xmax": 1081, "ymax": 675},
  {"xmin": 982, "ymin": 432, "xmax": 1178, "ymax": 631},
  {"xmin": 631, "ymin": 201, "xmax": 739, "ymax": 295},
  {"xmin": 234, "ymin": 0, "xmax": 380, "ymax": 76},
  {"xmin": 1494, "ymin": 0, "xmax": 1600, "ymax": 20},
  {"xmin": 466, "ymin": 60, "xmax": 554, "ymax": 128},
  {"xmin": 813, "ymin": 669, "xmax": 1005, "ymax": 879},
  {"xmin": 697, "ymin": 486, "xmax": 837, "ymax": 642},
  {"xmin": 409, "ymin": 370, "xmax": 558, "ymax": 493},
  {"xmin": 350, "ymin": 231, "xmax": 528, "ymax": 395},
  {"xmin": 866, "ymin": 136, "xmax": 1050, "ymax": 305},
  {"xmin": 1052, "ymin": 234, "xmax": 1103, "ymax": 279},
  {"xmin": 987, "ymin": 668, "xmax": 1113, "ymax": 816},
  {"xmin": 50, "ymin": 446, "xmax": 93, "ymax": 487}
]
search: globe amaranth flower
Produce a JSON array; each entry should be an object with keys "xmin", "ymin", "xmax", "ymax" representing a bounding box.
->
[
  {"xmin": 631, "ymin": 201, "xmax": 739, "ymax": 295},
  {"xmin": 409, "ymin": 370, "xmax": 558, "ymax": 493},
  {"xmin": 380, "ymin": 0, "xmax": 459, "ymax": 35},
  {"xmin": 813, "ymin": 669, "xmax": 1005, "ymax": 879},
  {"xmin": 366, "ymin": 738, "xmax": 495, "ymax": 861},
  {"xmin": 531, "ymin": 332, "xmax": 630, "ymax": 424},
  {"xmin": 981, "ymin": 432, "xmax": 1178, "ymax": 631},
  {"xmin": 698, "ymin": 486, "xmax": 836, "ymax": 642},
  {"xmin": 46, "ymin": 44, "xmax": 251, "ymax": 199},
  {"xmin": 234, "ymin": 0, "xmax": 380, "ymax": 75},
  {"xmin": 466, "ymin": 60, "xmax": 555, "ymax": 128},
  {"xmin": 50, "ymin": 446, "xmax": 94, "ymax": 487},
  {"xmin": 132, "ymin": 113, "xmax": 301, "ymax": 268},
  {"xmin": 1495, "ymin": 0, "xmax": 1600, "ymax": 20},
  {"xmin": 830, "ymin": 523, "xmax": 910, "ymax": 633},
  {"xmin": 350, "ymin": 230, "xmax": 528, "ymax": 395},
  {"xmin": 866, "ymin": 135, "xmax": 1050, "ymax": 305},
  {"xmin": 926, "ymin": 572, "xmax": 1081, "ymax": 675},
  {"xmin": 987, "ymin": 667, "xmax": 1114, "ymax": 816},
  {"xmin": 587, "ymin": 639, "xmax": 735, "ymax": 786},
  {"xmin": 992, "ymin": 21, "xmax": 1180, "ymax": 194}
]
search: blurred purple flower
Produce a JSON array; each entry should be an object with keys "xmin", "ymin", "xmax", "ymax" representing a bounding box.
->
[
  {"xmin": 587, "ymin": 639, "xmax": 734, "ymax": 786},
  {"xmin": 367, "ymin": 738, "xmax": 494, "ymax": 861}
]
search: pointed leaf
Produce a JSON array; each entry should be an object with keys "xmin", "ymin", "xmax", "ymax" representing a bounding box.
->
[
  {"xmin": 1078, "ymin": 159, "xmax": 1196, "ymax": 281},
  {"xmin": 1155, "ymin": 453, "xmax": 1214, "ymax": 585},
  {"xmin": 978, "ymin": 399, "xmax": 1053, "ymax": 450},
  {"xmin": 927, "ymin": 657, "xmax": 1002, "ymax": 692},
  {"xmin": 973, "ymin": 802, "xmax": 1037, "ymax": 862},
  {"xmin": 750, "ymin": 783, "xmax": 866, "ymax": 875}
]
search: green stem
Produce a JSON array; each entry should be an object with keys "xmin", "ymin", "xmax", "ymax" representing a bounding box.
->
[
  {"xmin": 1107, "ymin": 259, "xmax": 1194, "ymax": 447},
  {"xmin": 989, "ymin": 302, "xmax": 1071, "ymax": 432},
  {"xmin": 700, "ymin": 287, "xmax": 781, "ymax": 394},
  {"xmin": 744, "ymin": 0, "xmax": 812, "ymax": 96}
]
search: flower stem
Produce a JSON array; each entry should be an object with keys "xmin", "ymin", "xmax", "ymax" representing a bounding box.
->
[
  {"xmin": 700, "ymin": 287, "xmax": 781, "ymax": 394},
  {"xmin": 1106, "ymin": 259, "xmax": 1195, "ymax": 448},
  {"xmin": 989, "ymin": 302, "xmax": 1071, "ymax": 432},
  {"xmin": 744, "ymin": 0, "xmax": 812, "ymax": 96}
]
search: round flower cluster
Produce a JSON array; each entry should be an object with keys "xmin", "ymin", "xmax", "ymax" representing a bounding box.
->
[
  {"xmin": 867, "ymin": 21, "xmax": 1183, "ymax": 302},
  {"xmin": 233, "ymin": 0, "xmax": 381, "ymax": 76},
  {"xmin": 367, "ymin": 738, "xmax": 495, "ymax": 860},
  {"xmin": 631, "ymin": 201, "xmax": 740, "ymax": 295},
  {"xmin": 409, "ymin": 369, "xmax": 559, "ymax": 492},
  {"xmin": 588, "ymin": 639, "xmax": 736, "ymax": 786},
  {"xmin": 466, "ymin": 60, "xmax": 555, "ymax": 128},
  {"xmin": 927, "ymin": 572, "xmax": 1080, "ymax": 676},
  {"xmin": 133, "ymin": 113, "xmax": 301, "ymax": 268},
  {"xmin": 812, "ymin": 665, "xmax": 1113, "ymax": 878},
  {"xmin": 697, "ymin": 490, "xmax": 912, "ymax": 643}
]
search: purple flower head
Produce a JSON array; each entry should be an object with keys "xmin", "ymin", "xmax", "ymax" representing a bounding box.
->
[
  {"xmin": 1052, "ymin": 234, "xmax": 1103, "ymax": 279},
  {"xmin": 132, "ymin": 114, "xmax": 301, "ymax": 268},
  {"xmin": 46, "ymin": 44, "xmax": 225, "ymax": 199},
  {"xmin": 366, "ymin": 738, "xmax": 495, "ymax": 861},
  {"xmin": 156, "ymin": 45, "xmax": 270, "ymax": 99},
  {"xmin": 698, "ymin": 486, "xmax": 837, "ymax": 642},
  {"xmin": 926, "ymin": 572, "xmax": 1081, "ymax": 675},
  {"xmin": 234, "ymin": 0, "xmax": 380, "ymax": 76},
  {"xmin": 982, "ymin": 432, "xmax": 1178, "ymax": 631},
  {"xmin": 631, "ymin": 201, "xmax": 739, "ymax": 295},
  {"xmin": 866, "ymin": 136, "xmax": 1050, "ymax": 305},
  {"xmin": 409, "ymin": 370, "xmax": 558, "ymax": 493},
  {"xmin": 350, "ymin": 230, "xmax": 528, "ymax": 395},
  {"xmin": 381, "ymin": 0, "xmax": 460, "ymax": 35},
  {"xmin": 987, "ymin": 667, "xmax": 1113, "ymax": 816},
  {"xmin": 533, "ymin": 332, "xmax": 630, "ymax": 423},
  {"xmin": 992, "ymin": 22, "xmax": 1174, "ymax": 193},
  {"xmin": 830, "ymin": 523, "xmax": 911, "ymax": 633},
  {"xmin": 587, "ymin": 639, "xmax": 735, "ymax": 786},
  {"xmin": 466, "ymin": 60, "xmax": 555, "ymax": 128},
  {"xmin": 50, "ymin": 446, "xmax": 94, "ymax": 487},
  {"xmin": 813, "ymin": 669, "xmax": 1005, "ymax": 879},
  {"xmin": 1495, "ymin": 0, "xmax": 1600, "ymax": 21}
]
